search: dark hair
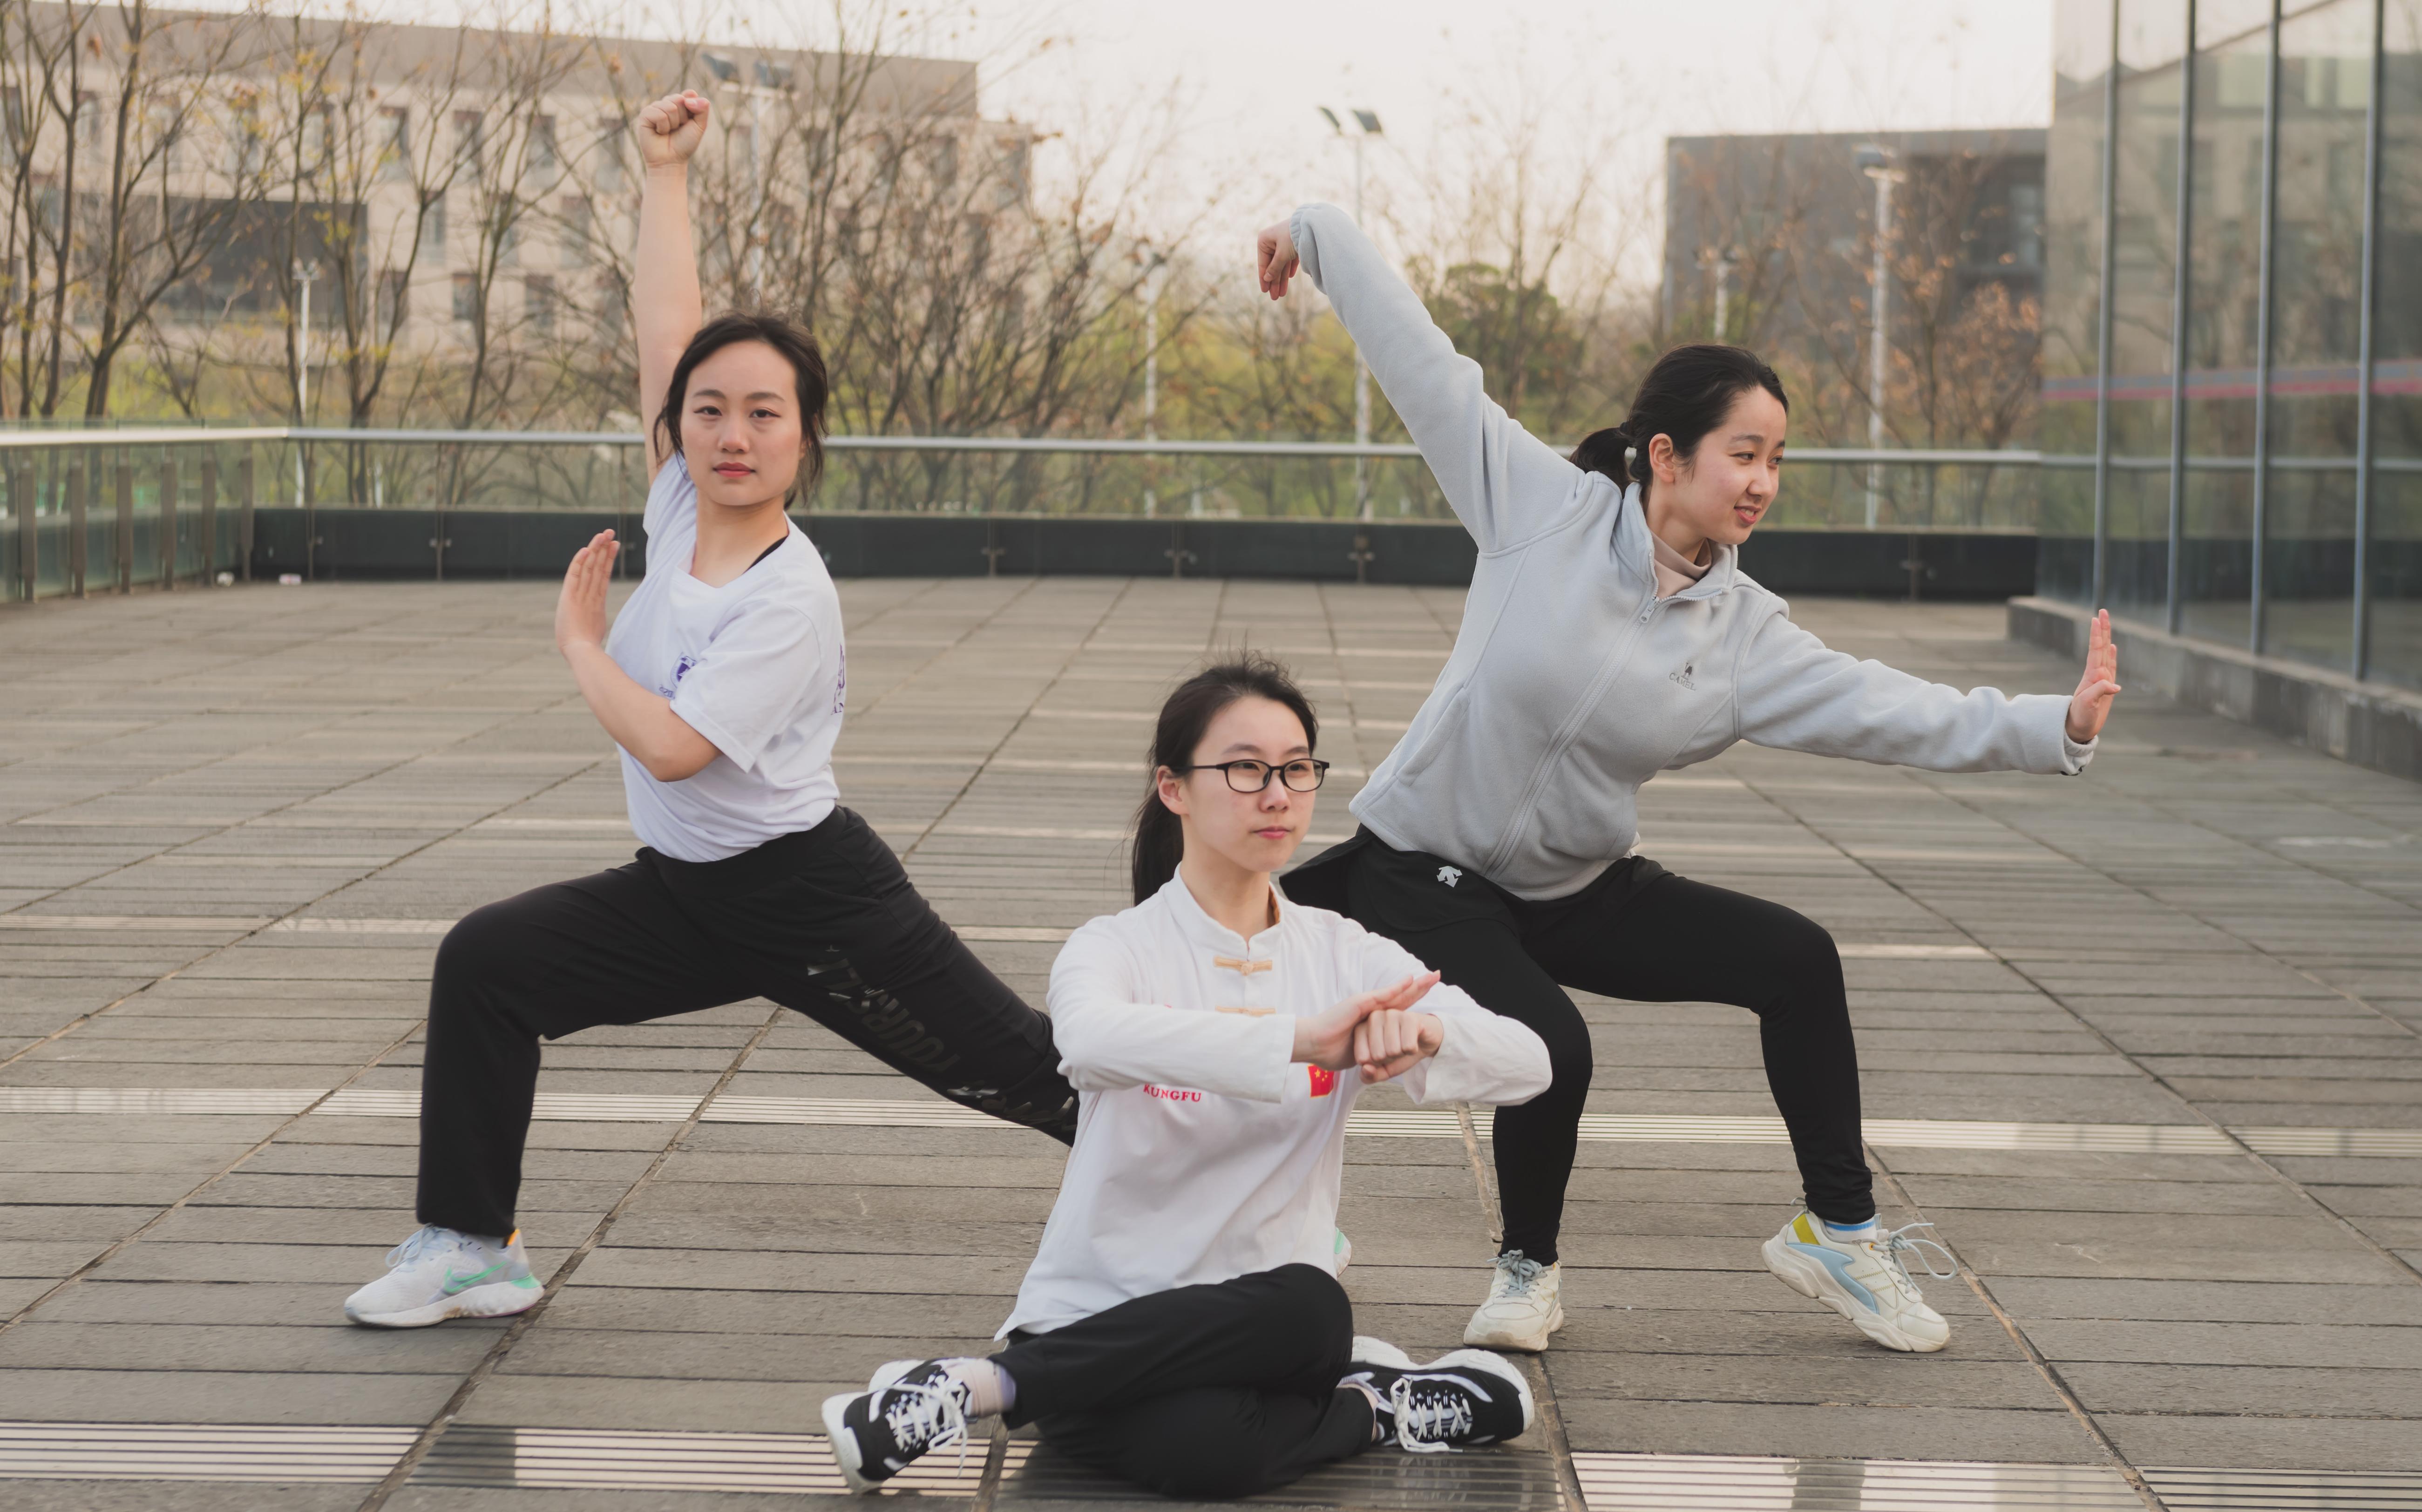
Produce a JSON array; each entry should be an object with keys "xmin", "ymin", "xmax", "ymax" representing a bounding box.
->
[
  {"xmin": 653, "ymin": 311, "xmax": 831, "ymax": 497},
  {"xmin": 1131, "ymin": 655, "xmax": 1320, "ymax": 904},
  {"xmin": 1570, "ymin": 343, "xmax": 1788, "ymax": 502}
]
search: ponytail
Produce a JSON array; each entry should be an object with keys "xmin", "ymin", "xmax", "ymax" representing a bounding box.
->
[{"xmin": 1130, "ymin": 655, "xmax": 1320, "ymax": 904}]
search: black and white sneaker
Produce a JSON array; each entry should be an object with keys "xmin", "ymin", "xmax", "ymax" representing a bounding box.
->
[
  {"xmin": 821, "ymin": 1358, "xmax": 974, "ymax": 1494},
  {"xmin": 1371, "ymin": 1348, "xmax": 1534, "ymax": 1453}
]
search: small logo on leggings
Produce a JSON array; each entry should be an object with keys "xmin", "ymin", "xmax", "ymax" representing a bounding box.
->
[{"xmin": 1436, "ymin": 866, "xmax": 1463, "ymax": 887}]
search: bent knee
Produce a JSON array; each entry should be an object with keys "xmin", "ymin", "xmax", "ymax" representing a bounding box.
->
[
  {"xmin": 432, "ymin": 902, "xmax": 522, "ymax": 987},
  {"xmin": 1264, "ymin": 1263, "xmax": 1353, "ymax": 1343}
]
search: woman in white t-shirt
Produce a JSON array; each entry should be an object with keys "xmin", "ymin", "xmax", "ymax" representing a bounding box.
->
[
  {"xmin": 342, "ymin": 90, "xmax": 1078, "ymax": 1329},
  {"xmin": 820, "ymin": 658, "xmax": 1554, "ymax": 1499}
]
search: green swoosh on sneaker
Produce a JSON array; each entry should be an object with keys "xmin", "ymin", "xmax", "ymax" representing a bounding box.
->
[{"xmin": 441, "ymin": 1261, "xmax": 507, "ymax": 1295}]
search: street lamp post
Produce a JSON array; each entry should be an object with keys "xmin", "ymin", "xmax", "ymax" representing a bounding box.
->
[
  {"xmin": 292, "ymin": 259, "xmax": 319, "ymax": 511},
  {"xmin": 1321, "ymin": 106, "xmax": 1384, "ymax": 520},
  {"xmin": 1854, "ymin": 145, "xmax": 1902, "ymax": 530}
]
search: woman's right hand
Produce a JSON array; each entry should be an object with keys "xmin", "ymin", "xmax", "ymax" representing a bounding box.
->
[
  {"xmin": 1293, "ymin": 971, "xmax": 1438, "ymax": 1070},
  {"xmin": 1257, "ymin": 220, "xmax": 1300, "ymax": 300},
  {"xmin": 636, "ymin": 90, "xmax": 710, "ymax": 170}
]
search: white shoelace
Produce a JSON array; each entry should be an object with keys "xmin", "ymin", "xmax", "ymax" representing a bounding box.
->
[
  {"xmin": 878, "ymin": 1376, "xmax": 971, "ymax": 1474},
  {"xmin": 384, "ymin": 1224, "xmax": 460, "ymax": 1270},
  {"xmin": 1879, "ymin": 1221, "xmax": 1959, "ymax": 1295},
  {"xmin": 1492, "ymin": 1252, "xmax": 1547, "ymax": 1299},
  {"xmin": 1390, "ymin": 1376, "xmax": 1476, "ymax": 1455}
]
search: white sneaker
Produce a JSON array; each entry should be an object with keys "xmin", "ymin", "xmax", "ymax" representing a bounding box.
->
[
  {"xmin": 1762, "ymin": 1212, "xmax": 1954, "ymax": 1353},
  {"xmin": 1462, "ymin": 1251, "xmax": 1562, "ymax": 1352},
  {"xmin": 344, "ymin": 1225, "xmax": 541, "ymax": 1328}
]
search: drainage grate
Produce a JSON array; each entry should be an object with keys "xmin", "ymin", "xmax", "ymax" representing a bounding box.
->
[
  {"xmin": 414, "ymin": 1424, "xmax": 990, "ymax": 1496},
  {"xmin": 0, "ymin": 1421, "xmax": 416, "ymax": 1483},
  {"xmin": 1570, "ymin": 1452, "xmax": 2141, "ymax": 1510},
  {"xmin": 2144, "ymin": 1465, "xmax": 2422, "ymax": 1509}
]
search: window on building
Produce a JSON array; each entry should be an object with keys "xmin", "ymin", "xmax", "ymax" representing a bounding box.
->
[
  {"xmin": 452, "ymin": 271, "xmax": 477, "ymax": 322},
  {"xmin": 377, "ymin": 268, "xmax": 409, "ymax": 329},
  {"xmin": 526, "ymin": 273, "xmax": 556, "ymax": 335},
  {"xmin": 532, "ymin": 115, "xmax": 558, "ymax": 176},
  {"xmin": 453, "ymin": 108, "xmax": 483, "ymax": 164},
  {"xmin": 593, "ymin": 116, "xmax": 627, "ymax": 190},
  {"xmin": 378, "ymin": 107, "xmax": 409, "ymax": 181},
  {"xmin": 561, "ymin": 197, "xmax": 591, "ymax": 267},
  {"xmin": 420, "ymin": 192, "xmax": 446, "ymax": 261}
]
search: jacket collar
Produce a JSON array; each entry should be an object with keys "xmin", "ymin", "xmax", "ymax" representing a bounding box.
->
[
  {"xmin": 1614, "ymin": 482, "xmax": 1739, "ymax": 601},
  {"xmin": 1156, "ymin": 871, "xmax": 1288, "ymax": 957}
]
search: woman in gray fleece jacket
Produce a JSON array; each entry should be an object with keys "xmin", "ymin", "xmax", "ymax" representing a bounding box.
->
[{"xmin": 1262, "ymin": 203, "xmax": 2123, "ymax": 1359}]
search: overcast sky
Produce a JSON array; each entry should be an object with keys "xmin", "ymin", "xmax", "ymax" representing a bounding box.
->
[{"xmin": 939, "ymin": 0, "xmax": 2056, "ymax": 258}]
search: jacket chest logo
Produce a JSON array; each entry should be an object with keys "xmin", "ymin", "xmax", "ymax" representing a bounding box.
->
[
  {"xmin": 1668, "ymin": 661, "xmax": 1696, "ymax": 689},
  {"xmin": 1212, "ymin": 956, "xmax": 1273, "ymax": 975}
]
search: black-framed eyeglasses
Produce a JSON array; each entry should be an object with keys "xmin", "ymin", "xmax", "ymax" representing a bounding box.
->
[{"xmin": 1177, "ymin": 758, "xmax": 1330, "ymax": 793}]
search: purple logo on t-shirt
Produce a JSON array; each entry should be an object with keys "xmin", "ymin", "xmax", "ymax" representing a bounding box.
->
[{"xmin": 657, "ymin": 654, "xmax": 699, "ymax": 699}]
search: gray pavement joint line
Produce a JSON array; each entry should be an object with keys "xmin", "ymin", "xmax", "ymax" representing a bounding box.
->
[
  {"xmin": 1449, "ymin": 1089, "xmax": 1585, "ymax": 1512},
  {"xmin": 1895, "ymin": 786, "xmax": 2422, "ymax": 1289},
  {"xmin": 0, "ymin": 1017, "xmax": 427, "ymax": 1341},
  {"xmin": 842, "ymin": 575, "xmax": 1043, "ymax": 723},
  {"xmin": 0, "ymin": 595, "xmax": 550, "ymax": 792},
  {"xmin": 1923, "ymin": 769, "xmax": 2422, "ymax": 1044},
  {"xmin": 0, "ymin": 758, "xmax": 608, "ymax": 1075},
  {"xmin": 902, "ymin": 579, "xmax": 1138, "ymax": 861},
  {"xmin": 1732, "ymin": 769, "xmax": 2422, "ymax": 1290},
  {"xmin": 1863, "ymin": 1145, "xmax": 2170, "ymax": 1512},
  {"xmin": 353, "ymin": 1001, "xmax": 790, "ymax": 1512}
]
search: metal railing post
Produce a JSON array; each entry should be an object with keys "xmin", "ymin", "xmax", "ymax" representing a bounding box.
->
[
  {"xmin": 200, "ymin": 453, "xmax": 219, "ymax": 583},
  {"xmin": 2091, "ymin": 0, "xmax": 2121, "ymax": 611},
  {"xmin": 2350, "ymin": 0, "xmax": 2386, "ymax": 681},
  {"xmin": 11, "ymin": 456, "xmax": 30, "ymax": 603},
  {"xmin": 159, "ymin": 453, "xmax": 179, "ymax": 591},
  {"xmin": 240, "ymin": 453, "xmax": 256, "ymax": 582},
  {"xmin": 115, "ymin": 459, "xmax": 134, "ymax": 594},
  {"xmin": 67, "ymin": 458, "xmax": 87, "ymax": 598},
  {"xmin": 2166, "ymin": 0, "xmax": 2198, "ymax": 635},
  {"xmin": 2248, "ymin": 0, "xmax": 2283, "ymax": 655}
]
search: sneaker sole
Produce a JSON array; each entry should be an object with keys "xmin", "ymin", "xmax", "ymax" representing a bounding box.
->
[
  {"xmin": 1423, "ymin": 1347, "xmax": 1537, "ymax": 1437},
  {"xmin": 821, "ymin": 1393, "xmax": 884, "ymax": 1495},
  {"xmin": 1463, "ymin": 1301, "xmax": 1563, "ymax": 1354},
  {"xmin": 1761, "ymin": 1235, "xmax": 1947, "ymax": 1353},
  {"xmin": 345, "ymin": 1278, "xmax": 540, "ymax": 1329}
]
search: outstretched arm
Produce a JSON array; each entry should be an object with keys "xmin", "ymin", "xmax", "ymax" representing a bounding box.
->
[
  {"xmin": 1734, "ymin": 608, "xmax": 2116, "ymax": 774},
  {"xmin": 634, "ymin": 91, "xmax": 709, "ymax": 478},
  {"xmin": 1257, "ymin": 206, "xmax": 1580, "ymax": 552}
]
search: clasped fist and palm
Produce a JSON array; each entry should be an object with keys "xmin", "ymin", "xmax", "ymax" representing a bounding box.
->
[{"xmin": 1296, "ymin": 970, "xmax": 1447, "ymax": 1085}]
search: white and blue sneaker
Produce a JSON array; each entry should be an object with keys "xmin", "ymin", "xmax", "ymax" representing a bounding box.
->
[
  {"xmin": 1463, "ymin": 1250, "xmax": 1562, "ymax": 1353},
  {"xmin": 344, "ymin": 1225, "xmax": 540, "ymax": 1328},
  {"xmin": 1762, "ymin": 1211, "xmax": 1955, "ymax": 1352}
]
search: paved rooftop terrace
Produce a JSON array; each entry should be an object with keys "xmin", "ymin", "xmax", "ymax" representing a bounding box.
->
[{"xmin": 0, "ymin": 579, "xmax": 2418, "ymax": 1512}]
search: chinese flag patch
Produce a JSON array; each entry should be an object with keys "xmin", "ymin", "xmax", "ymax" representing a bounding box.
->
[{"xmin": 1307, "ymin": 1065, "xmax": 1337, "ymax": 1098}]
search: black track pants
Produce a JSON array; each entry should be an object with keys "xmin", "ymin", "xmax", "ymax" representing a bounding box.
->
[
  {"xmin": 414, "ymin": 807, "xmax": 1077, "ymax": 1238},
  {"xmin": 1296, "ymin": 832, "xmax": 1873, "ymax": 1265},
  {"xmin": 996, "ymin": 1265, "xmax": 1374, "ymax": 1501}
]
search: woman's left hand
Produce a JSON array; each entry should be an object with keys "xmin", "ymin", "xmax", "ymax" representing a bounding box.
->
[
  {"xmin": 2065, "ymin": 608, "xmax": 2122, "ymax": 743},
  {"xmin": 555, "ymin": 529, "xmax": 618, "ymax": 656},
  {"xmin": 1355, "ymin": 1009, "xmax": 1445, "ymax": 1085}
]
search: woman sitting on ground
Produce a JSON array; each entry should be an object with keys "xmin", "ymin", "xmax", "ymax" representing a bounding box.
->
[{"xmin": 821, "ymin": 658, "xmax": 1554, "ymax": 1500}]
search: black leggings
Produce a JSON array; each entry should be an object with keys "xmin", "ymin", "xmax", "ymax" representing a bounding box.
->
[
  {"xmin": 1306, "ymin": 833, "xmax": 1872, "ymax": 1264},
  {"xmin": 997, "ymin": 1265, "xmax": 1374, "ymax": 1500},
  {"xmin": 414, "ymin": 807, "xmax": 1078, "ymax": 1238}
]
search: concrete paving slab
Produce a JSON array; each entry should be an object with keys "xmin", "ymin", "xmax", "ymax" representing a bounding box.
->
[{"xmin": 0, "ymin": 582, "xmax": 2415, "ymax": 1506}]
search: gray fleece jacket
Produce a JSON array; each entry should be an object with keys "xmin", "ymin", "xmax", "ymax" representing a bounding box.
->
[{"xmin": 1291, "ymin": 202, "xmax": 2093, "ymax": 902}]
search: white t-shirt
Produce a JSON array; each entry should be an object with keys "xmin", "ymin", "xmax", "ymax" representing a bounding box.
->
[
  {"xmin": 603, "ymin": 461, "xmax": 847, "ymax": 862},
  {"xmin": 998, "ymin": 875, "xmax": 1552, "ymax": 1338}
]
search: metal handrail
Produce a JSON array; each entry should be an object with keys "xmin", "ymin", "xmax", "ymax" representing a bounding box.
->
[{"xmin": 0, "ymin": 425, "xmax": 2046, "ymax": 465}]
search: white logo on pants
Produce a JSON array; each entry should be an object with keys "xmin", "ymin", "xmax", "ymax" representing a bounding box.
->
[{"xmin": 1436, "ymin": 866, "xmax": 1462, "ymax": 887}]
